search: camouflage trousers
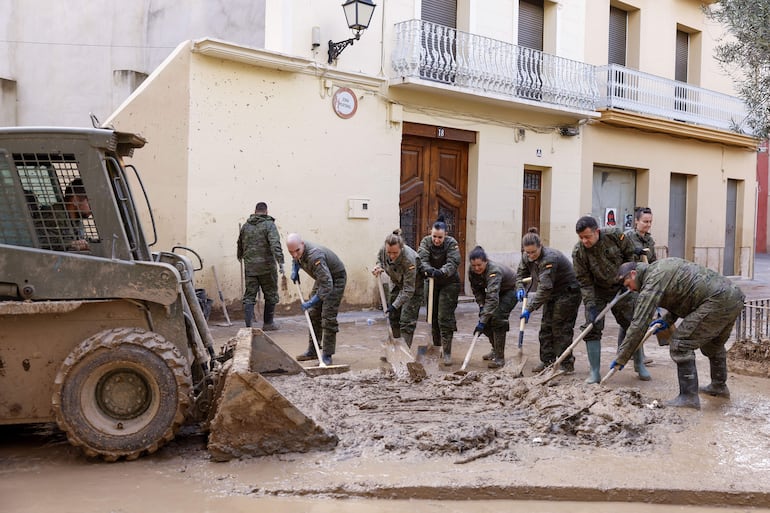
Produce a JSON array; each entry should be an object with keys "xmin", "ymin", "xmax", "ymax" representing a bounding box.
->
[
  {"xmin": 388, "ymin": 284, "xmax": 423, "ymax": 342},
  {"xmin": 480, "ymin": 288, "xmax": 518, "ymax": 347},
  {"xmin": 583, "ymin": 287, "xmax": 636, "ymax": 341},
  {"xmin": 669, "ymin": 287, "xmax": 745, "ymax": 364},
  {"xmin": 426, "ymin": 281, "xmax": 460, "ymax": 347},
  {"xmin": 243, "ymin": 269, "xmax": 279, "ymax": 305},
  {"xmin": 538, "ymin": 287, "xmax": 581, "ymax": 365},
  {"xmin": 306, "ymin": 275, "xmax": 347, "ymax": 355}
]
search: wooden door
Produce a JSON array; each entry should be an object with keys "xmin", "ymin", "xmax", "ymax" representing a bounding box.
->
[
  {"xmin": 400, "ymin": 132, "xmax": 469, "ymax": 283},
  {"xmin": 522, "ymin": 169, "xmax": 541, "ymax": 238}
]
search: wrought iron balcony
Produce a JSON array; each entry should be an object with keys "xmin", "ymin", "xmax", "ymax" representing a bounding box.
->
[
  {"xmin": 391, "ymin": 20, "xmax": 599, "ymax": 113},
  {"xmin": 598, "ymin": 64, "xmax": 749, "ymax": 133}
]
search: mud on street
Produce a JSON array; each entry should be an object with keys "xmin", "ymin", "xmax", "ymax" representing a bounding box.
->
[{"xmin": 3, "ymin": 297, "xmax": 770, "ymax": 512}]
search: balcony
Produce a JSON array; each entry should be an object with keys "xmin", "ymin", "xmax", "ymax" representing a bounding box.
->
[
  {"xmin": 390, "ymin": 20, "xmax": 599, "ymax": 115},
  {"xmin": 598, "ymin": 64, "xmax": 749, "ymax": 133}
]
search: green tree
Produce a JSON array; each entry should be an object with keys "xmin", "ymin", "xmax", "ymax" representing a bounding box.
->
[{"xmin": 706, "ymin": 0, "xmax": 770, "ymax": 137}]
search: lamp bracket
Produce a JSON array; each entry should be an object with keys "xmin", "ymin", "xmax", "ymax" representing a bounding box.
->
[{"xmin": 328, "ymin": 35, "xmax": 360, "ymax": 64}]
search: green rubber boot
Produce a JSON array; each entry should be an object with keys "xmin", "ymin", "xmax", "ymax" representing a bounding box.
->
[
  {"xmin": 667, "ymin": 359, "xmax": 701, "ymax": 409},
  {"xmin": 584, "ymin": 339, "xmax": 601, "ymax": 384}
]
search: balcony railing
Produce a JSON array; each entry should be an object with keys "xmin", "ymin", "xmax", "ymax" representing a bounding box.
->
[
  {"xmin": 391, "ymin": 20, "xmax": 599, "ymax": 112},
  {"xmin": 598, "ymin": 64, "xmax": 749, "ymax": 133}
]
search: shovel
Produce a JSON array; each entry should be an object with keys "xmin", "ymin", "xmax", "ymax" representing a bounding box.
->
[
  {"xmin": 536, "ymin": 288, "xmax": 632, "ymax": 382},
  {"xmin": 211, "ymin": 265, "xmax": 232, "ymax": 327},
  {"xmin": 456, "ymin": 332, "xmax": 482, "ymax": 375},
  {"xmin": 416, "ymin": 277, "xmax": 436, "ymax": 361},
  {"xmin": 294, "ymin": 282, "xmax": 349, "ymax": 375},
  {"xmin": 600, "ymin": 326, "xmax": 656, "ymax": 384},
  {"xmin": 376, "ymin": 275, "xmax": 426, "ymax": 378}
]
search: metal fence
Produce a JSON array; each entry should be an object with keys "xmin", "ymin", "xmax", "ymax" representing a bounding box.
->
[{"xmin": 735, "ymin": 298, "xmax": 770, "ymax": 342}]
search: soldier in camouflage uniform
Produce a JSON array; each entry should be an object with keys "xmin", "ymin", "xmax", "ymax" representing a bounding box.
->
[
  {"xmin": 613, "ymin": 258, "xmax": 745, "ymax": 409},
  {"xmin": 372, "ymin": 230, "xmax": 424, "ymax": 348},
  {"xmin": 572, "ymin": 216, "xmax": 650, "ymax": 384},
  {"xmin": 418, "ymin": 216, "xmax": 461, "ymax": 366},
  {"xmin": 236, "ymin": 202, "xmax": 285, "ymax": 330},
  {"xmin": 625, "ymin": 207, "xmax": 657, "ymax": 264},
  {"xmin": 517, "ymin": 229, "xmax": 581, "ymax": 373},
  {"xmin": 287, "ymin": 233, "xmax": 347, "ymax": 366},
  {"xmin": 468, "ymin": 246, "xmax": 518, "ymax": 369}
]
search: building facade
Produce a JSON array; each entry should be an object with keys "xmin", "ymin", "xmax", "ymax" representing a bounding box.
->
[{"xmin": 3, "ymin": 0, "xmax": 759, "ymax": 308}]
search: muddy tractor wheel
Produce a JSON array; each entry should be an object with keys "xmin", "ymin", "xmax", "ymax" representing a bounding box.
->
[{"xmin": 52, "ymin": 327, "xmax": 192, "ymax": 461}]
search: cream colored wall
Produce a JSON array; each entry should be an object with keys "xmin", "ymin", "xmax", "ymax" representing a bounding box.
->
[
  {"xmin": 581, "ymin": 122, "xmax": 756, "ymax": 275},
  {"xmin": 107, "ymin": 42, "xmax": 192, "ymax": 252}
]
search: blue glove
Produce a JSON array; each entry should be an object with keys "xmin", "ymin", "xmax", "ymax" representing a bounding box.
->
[
  {"xmin": 586, "ymin": 305, "xmax": 599, "ymax": 324},
  {"xmin": 301, "ymin": 295, "xmax": 320, "ymax": 311},
  {"xmin": 386, "ymin": 304, "xmax": 398, "ymax": 320},
  {"xmin": 516, "ymin": 289, "xmax": 526, "ymax": 302},
  {"xmin": 649, "ymin": 318, "xmax": 669, "ymax": 334},
  {"xmin": 610, "ymin": 360, "xmax": 624, "ymax": 371},
  {"xmin": 520, "ymin": 309, "xmax": 530, "ymax": 323},
  {"xmin": 291, "ymin": 261, "xmax": 300, "ymax": 284},
  {"xmin": 473, "ymin": 321, "xmax": 485, "ymax": 335}
]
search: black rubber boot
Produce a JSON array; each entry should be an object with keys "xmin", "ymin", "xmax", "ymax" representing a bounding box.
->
[
  {"xmin": 441, "ymin": 337, "xmax": 452, "ymax": 366},
  {"xmin": 262, "ymin": 302, "xmax": 279, "ymax": 331},
  {"xmin": 403, "ymin": 331, "xmax": 414, "ymax": 348},
  {"xmin": 243, "ymin": 303, "xmax": 254, "ymax": 328},
  {"xmin": 487, "ymin": 330, "xmax": 506, "ymax": 369},
  {"xmin": 296, "ymin": 338, "xmax": 318, "ymax": 361},
  {"xmin": 700, "ymin": 356, "xmax": 730, "ymax": 399},
  {"xmin": 667, "ymin": 359, "xmax": 701, "ymax": 409}
]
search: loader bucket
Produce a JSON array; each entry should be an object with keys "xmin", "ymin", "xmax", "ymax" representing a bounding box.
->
[{"xmin": 207, "ymin": 329, "xmax": 338, "ymax": 462}]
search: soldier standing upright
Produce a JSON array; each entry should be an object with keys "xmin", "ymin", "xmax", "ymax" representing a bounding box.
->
[
  {"xmin": 237, "ymin": 202, "xmax": 285, "ymax": 330},
  {"xmin": 572, "ymin": 216, "xmax": 650, "ymax": 383},
  {"xmin": 468, "ymin": 246, "xmax": 518, "ymax": 369},
  {"xmin": 625, "ymin": 207, "xmax": 657, "ymax": 264},
  {"xmin": 517, "ymin": 228, "xmax": 581, "ymax": 373},
  {"xmin": 372, "ymin": 229, "xmax": 424, "ymax": 348},
  {"xmin": 287, "ymin": 233, "xmax": 347, "ymax": 366},
  {"xmin": 614, "ymin": 258, "xmax": 744, "ymax": 409},
  {"xmin": 418, "ymin": 216, "xmax": 461, "ymax": 366}
]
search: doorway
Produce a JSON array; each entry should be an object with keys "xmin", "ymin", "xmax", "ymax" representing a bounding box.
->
[
  {"xmin": 724, "ymin": 179, "xmax": 738, "ymax": 275},
  {"xmin": 668, "ymin": 173, "xmax": 688, "ymax": 258},
  {"xmin": 399, "ymin": 123, "xmax": 472, "ymax": 284}
]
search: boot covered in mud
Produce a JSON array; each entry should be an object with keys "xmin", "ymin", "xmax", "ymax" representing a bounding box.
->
[
  {"xmin": 243, "ymin": 303, "xmax": 254, "ymax": 328},
  {"xmin": 402, "ymin": 331, "xmax": 414, "ymax": 349},
  {"xmin": 262, "ymin": 302, "xmax": 279, "ymax": 331},
  {"xmin": 296, "ymin": 332, "xmax": 320, "ymax": 361},
  {"xmin": 322, "ymin": 329, "xmax": 337, "ymax": 358},
  {"xmin": 584, "ymin": 339, "xmax": 601, "ymax": 384},
  {"xmin": 441, "ymin": 337, "xmax": 453, "ymax": 366},
  {"xmin": 700, "ymin": 356, "xmax": 730, "ymax": 399},
  {"xmin": 667, "ymin": 359, "xmax": 701, "ymax": 409},
  {"xmin": 487, "ymin": 329, "xmax": 506, "ymax": 369},
  {"xmin": 633, "ymin": 347, "xmax": 651, "ymax": 381}
]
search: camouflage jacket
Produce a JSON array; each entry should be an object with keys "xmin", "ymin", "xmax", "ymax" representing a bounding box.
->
[
  {"xmin": 469, "ymin": 260, "xmax": 517, "ymax": 324},
  {"xmin": 625, "ymin": 229, "xmax": 657, "ymax": 264},
  {"xmin": 516, "ymin": 246, "xmax": 579, "ymax": 312},
  {"xmin": 237, "ymin": 214, "xmax": 284, "ymax": 275},
  {"xmin": 616, "ymin": 258, "xmax": 746, "ymax": 364},
  {"xmin": 572, "ymin": 227, "xmax": 635, "ymax": 308},
  {"xmin": 296, "ymin": 241, "xmax": 346, "ymax": 300},
  {"xmin": 376, "ymin": 244, "xmax": 423, "ymax": 309},
  {"xmin": 417, "ymin": 235, "xmax": 461, "ymax": 285}
]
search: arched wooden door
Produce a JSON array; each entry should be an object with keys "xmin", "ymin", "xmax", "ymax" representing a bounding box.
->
[{"xmin": 399, "ymin": 123, "xmax": 472, "ymax": 284}]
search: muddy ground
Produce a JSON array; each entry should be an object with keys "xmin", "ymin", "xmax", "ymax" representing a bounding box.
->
[{"xmin": 3, "ymin": 279, "xmax": 770, "ymax": 512}]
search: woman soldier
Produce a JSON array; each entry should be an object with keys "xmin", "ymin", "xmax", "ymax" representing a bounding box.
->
[
  {"xmin": 468, "ymin": 246, "xmax": 519, "ymax": 369},
  {"xmin": 418, "ymin": 216, "xmax": 462, "ymax": 366},
  {"xmin": 626, "ymin": 207, "xmax": 656, "ymax": 264},
  {"xmin": 372, "ymin": 229, "xmax": 424, "ymax": 348},
  {"xmin": 517, "ymin": 228, "xmax": 582, "ymax": 373}
]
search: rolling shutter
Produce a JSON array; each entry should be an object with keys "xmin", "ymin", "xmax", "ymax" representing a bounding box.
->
[
  {"xmin": 675, "ymin": 30, "xmax": 689, "ymax": 82},
  {"xmin": 421, "ymin": 0, "xmax": 457, "ymax": 28},
  {"xmin": 518, "ymin": 0, "xmax": 544, "ymax": 50},
  {"xmin": 608, "ymin": 6, "xmax": 627, "ymax": 65}
]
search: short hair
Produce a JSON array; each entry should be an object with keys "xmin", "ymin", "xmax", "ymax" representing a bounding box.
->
[
  {"xmin": 469, "ymin": 245, "xmax": 487, "ymax": 261},
  {"xmin": 522, "ymin": 227, "xmax": 541, "ymax": 248},
  {"xmin": 616, "ymin": 261, "xmax": 638, "ymax": 283},
  {"xmin": 635, "ymin": 207, "xmax": 652, "ymax": 221},
  {"xmin": 576, "ymin": 215, "xmax": 599, "ymax": 233},
  {"xmin": 384, "ymin": 229, "xmax": 404, "ymax": 248},
  {"xmin": 64, "ymin": 178, "xmax": 86, "ymax": 199},
  {"xmin": 255, "ymin": 202, "xmax": 268, "ymax": 213}
]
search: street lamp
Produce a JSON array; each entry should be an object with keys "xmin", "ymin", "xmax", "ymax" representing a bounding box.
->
[{"xmin": 328, "ymin": 0, "xmax": 377, "ymax": 64}]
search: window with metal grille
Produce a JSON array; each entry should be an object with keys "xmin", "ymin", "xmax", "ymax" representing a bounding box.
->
[{"xmin": 12, "ymin": 152, "xmax": 99, "ymax": 252}]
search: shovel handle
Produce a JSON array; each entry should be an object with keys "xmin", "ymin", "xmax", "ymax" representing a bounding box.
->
[
  {"xmin": 460, "ymin": 332, "xmax": 482, "ymax": 372},
  {"xmin": 518, "ymin": 297, "xmax": 527, "ymax": 348},
  {"xmin": 547, "ymin": 288, "xmax": 632, "ymax": 373},
  {"xmin": 295, "ymin": 282, "xmax": 325, "ymax": 367},
  {"xmin": 427, "ymin": 277, "xmax": 434, "ymax": 324},
  {"xmin": 600, "ymin": 325, "xmax": 657, "ymax": 384}
]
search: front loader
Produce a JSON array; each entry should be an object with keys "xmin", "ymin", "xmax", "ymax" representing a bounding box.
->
[{"xmin": 0, "ymin": 126, "xmax": 335, "ymax": 461}]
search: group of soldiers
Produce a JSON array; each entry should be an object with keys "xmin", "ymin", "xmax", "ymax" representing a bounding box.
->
[{"xmin": 238, "ymin": 202, "xmax": 745, "ymax": 410}]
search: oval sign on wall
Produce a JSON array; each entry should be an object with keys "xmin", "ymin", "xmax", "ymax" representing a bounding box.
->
[{"xmin": 332, "ymin": 87, "xmax": 358, "ymax": 119}]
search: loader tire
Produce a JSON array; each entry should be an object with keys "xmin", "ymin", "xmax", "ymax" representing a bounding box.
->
[{"xmin": 52, "ymin": 327, "xmax": 192, "ymax": 461}]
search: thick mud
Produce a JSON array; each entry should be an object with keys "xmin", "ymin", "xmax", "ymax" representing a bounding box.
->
[
  {"xmin": 269, "ymin": 366, "xmax": 684, "ymax": 464},
  {"xmin": 729, "ymin": 338, "xmax": 770, "ymax": 378}
]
